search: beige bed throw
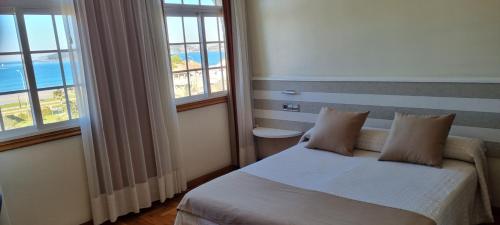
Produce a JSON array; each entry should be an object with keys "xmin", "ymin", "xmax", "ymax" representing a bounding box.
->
[{"xmin": 178, "ymin": 171, "xmax": 436, "ymax": 225}]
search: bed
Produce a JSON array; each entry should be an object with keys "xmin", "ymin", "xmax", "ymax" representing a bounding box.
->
[{"xmin": 175, "ymin": 128, "xmax": 494, "ymax": 225}]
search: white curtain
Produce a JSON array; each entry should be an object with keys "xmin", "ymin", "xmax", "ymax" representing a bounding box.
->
[
  {"xmin": 63, "ymin": 0, "xmax": 186, "ymax": 224},
  {"xmin": 230, "ymin": 0, "xmax": 256, "ymax": 167}
]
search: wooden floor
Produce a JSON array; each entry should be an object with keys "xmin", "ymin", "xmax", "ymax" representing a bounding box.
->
[{"xmin": 104, "ymin": 194, "xmax": 500, "ymax": 225}]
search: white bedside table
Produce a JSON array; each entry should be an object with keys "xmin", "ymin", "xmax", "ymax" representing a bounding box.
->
[
  {"xmin": 252, "ymin": 127, "xmax": 303, "ymax": 159},
  {"xmin": 252, "ymin": 127, "xmax": 303, "ymax": 139}
]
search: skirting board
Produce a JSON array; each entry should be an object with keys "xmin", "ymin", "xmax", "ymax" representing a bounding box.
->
[{"xmin": 186, "ymin": 165, "xmax": 238, "ymax": 189}]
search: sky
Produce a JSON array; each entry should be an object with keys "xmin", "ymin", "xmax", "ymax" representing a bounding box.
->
[
  {"xmin": 164, "ymin": 0, "xmax": 223, "ymax": 45},
  {"xmin": 0, "ymin": 15, "xmax": 20, "ymax": 53},
  {"xmin": 24, "ymin": 14, "xmax": 68, "ymax": 51},
  {"xmin": 166, "ymin": 16, "xmax": 223, "ymax": 45},
  {"xmin": 0, "ymin": 14, "xmax": 68, "ymax": 62}
]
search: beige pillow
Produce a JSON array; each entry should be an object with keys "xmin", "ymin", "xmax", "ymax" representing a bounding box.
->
[
  {"xmin": 305, "ymin": 107, "xmax": 369, "ymax": 156},
  {"xmin": 379, "ymin": 112, "xmax": 456, "ymax": 167}
]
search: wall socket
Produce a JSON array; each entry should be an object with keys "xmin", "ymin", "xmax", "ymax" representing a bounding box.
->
[{"xmin": 282, "ymin": 103, "xmax": 300, "ymax": 112}]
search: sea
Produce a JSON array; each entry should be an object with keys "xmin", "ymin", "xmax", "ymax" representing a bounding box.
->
[
  {"xmin": 0, "ymin": 51, "xmax": 222, "ymax": 94},
  {"xmin": 0, "ymin": 61, "xmax": 74, "ymax": 93}
]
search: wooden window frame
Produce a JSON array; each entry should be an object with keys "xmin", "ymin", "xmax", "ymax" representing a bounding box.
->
[{"xmin": 0, "ymin": 126, "xmax": 81, "ymax": 152}]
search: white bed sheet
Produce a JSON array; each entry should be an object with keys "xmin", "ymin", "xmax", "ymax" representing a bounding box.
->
[{"xmin": 242, "ymin": 143, "xmax": 478, "ymax": 225}]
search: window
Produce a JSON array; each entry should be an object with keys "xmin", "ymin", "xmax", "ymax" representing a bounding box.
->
[
  {"xmin": 0, "ymin": 9, "xmax": 78, "ymax": 140},
  {"xmin": 163, "ymin": 0, "xmax": 228, "ymax": 104}
]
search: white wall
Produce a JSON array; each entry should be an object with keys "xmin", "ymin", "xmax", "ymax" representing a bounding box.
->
[
  {"xmin": 246, "ymin": 0, "xmax": 500, "ymax": 79},
  {"xmin": 0, "ymin": 136, "xmax": 90, "ymax": 225},
  {"xmin": 178, "ymin": 103, "xmax": 232, "ymax": 181},
  {"xmin": 0, "ymin": 103, "xmax": 232, "ymax": 225}
]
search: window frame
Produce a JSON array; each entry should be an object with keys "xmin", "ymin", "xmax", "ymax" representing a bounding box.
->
[
  {"xmin": 163, "ymin": 2, "xmax": 229, "ymax": 105},
  {"xmin": 0, "ymin": 7, "xmax": 79, "ymax": 142}
]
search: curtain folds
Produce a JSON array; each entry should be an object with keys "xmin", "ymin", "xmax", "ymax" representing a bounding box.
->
[
  {"xmin": 68, "ymin": 0, "xmax": 186, "ymax": 224},
  {"xmin": 228, "ymin": 0, "xmax": 257, "ymax": 167}
]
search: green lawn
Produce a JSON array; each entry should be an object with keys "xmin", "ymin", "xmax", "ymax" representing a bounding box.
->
[{"xmin": 0, "ymin": 89, "xmax": 79, "ymax": 131}]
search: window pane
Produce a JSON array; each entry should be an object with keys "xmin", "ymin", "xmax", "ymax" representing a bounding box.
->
[
  {"xmin": 186, "ymin": 44, "xmax": 202, "ymax": 70},
  {"xmin": 170, "ymin": 45, "xmax": 187, "ymax": 72},
  {"xmin": 0, "ymin": 92, "xmax": 33, "ymax": 130},
  {"xmin": 183, "ymin": 17, "xmax": 199, "ymax": 43},
  {"xmin": 184, "ymin": 0, "xmax": 199, "ymax": 5},
  {"xmin": 165, "ymin": 0, "xmax": 182, "ymax": 4},
  {"xmin": 218, "ymin": 17, "xmax": 225, "ymax": 41},
  {"xmin": 206, "ymin": 43, "xmax": 222, "ymax": 68},
  {"xmin": 55, "ymin": 15, "xmax": 68, "ymax": 50},
  {"xmin": 173, "ymin": 72, "xmax": 189, "ymax": 98},
  {"xmin": 166, "ymin": 17, "xmax": 184, "ymax": 43},
  {"xmin": 222, "ymin": 67, "xmax": 227, "ymax": 91},
  {"xmin": 0, "ymin": 55, "xmax": 28, "ymax": 93},
  {"xmin": 220, "ymin": 43, "xmax": 226, "ymax": 66},
  {"xmin": 61, "ymin": 52, "xmax": 74, "ymax": 85},
  {"xmin": 32, "ymin": 53, "xmax": 63, "ymax": 88},
  {"xmin": 204, "ymin": 17, "xmax": 219, "ymax": 42},
  {"xmin": 39, "ymin": 88, "xmax": 69, "ymax": 124},
  {"xmin": 24, "ymin": 15, "xmax": 58, "ymax": 51},
  {"xmin": 209, "ymin": 69, "xmax": 223, "ymax": 93},
  {"xmin": 189, "ymin": 70, "xmax": 204, "ymax": 95},
  {"xmin": 67, "ymin": 87, "xmax": 79, "ymax": 119},
  {"xmin": 200, "ymin": 0, "xmax": 215, "ymax": 5},
  {"xmin": 0, "ymin": 15, "xmax": 20, "ymax": 53}
]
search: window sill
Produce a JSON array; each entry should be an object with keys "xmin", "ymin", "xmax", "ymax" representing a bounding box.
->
[
  {"xmin": 176, "ymin": 95, "xmax": 228, "ymax": 112},
  {"xmin": 0, "ymin": 127, "xmax": 81, "ymax": 153}
]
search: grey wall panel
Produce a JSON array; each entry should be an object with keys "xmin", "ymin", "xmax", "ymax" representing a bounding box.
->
[
  {"xmin": 252, "ymin": 80, "xmax": 500, "ymax": 158},
  {"xmin": 254, "ymin": 99, "xmax": 500, "ymax": 129}
]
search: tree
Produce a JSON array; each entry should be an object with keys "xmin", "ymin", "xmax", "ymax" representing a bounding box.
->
[
  {"xmin": 53, "ymin": 89, "xmax": 64, "ymax": 101},
  {"xmin": 171, "ymin": 55, "xmax": 184, "ymax": 67}
]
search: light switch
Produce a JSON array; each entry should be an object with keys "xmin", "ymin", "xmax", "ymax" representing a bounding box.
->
[{"xmin": 282, "ymin": 103, "xmax": 300, "ymax": 112}]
